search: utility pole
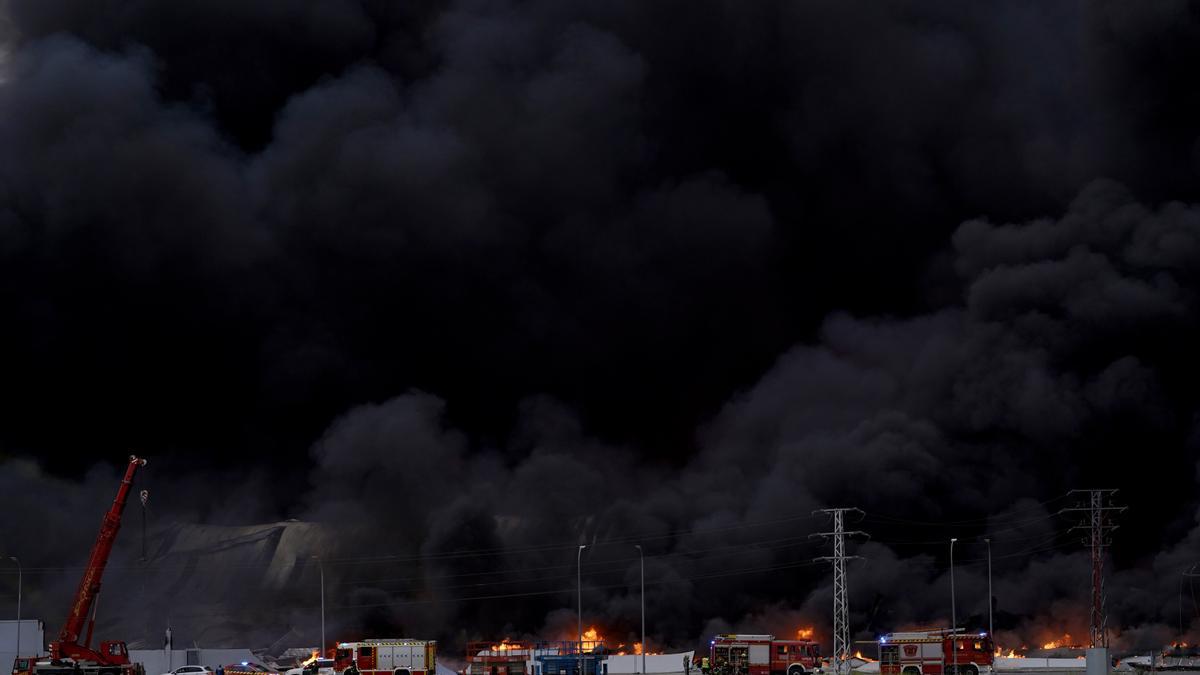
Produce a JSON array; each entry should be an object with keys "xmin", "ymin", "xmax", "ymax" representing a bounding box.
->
[
  {"xmin": 634, "ymin": 545, "xmax": 645, "ymax": 675},
  {"xmin": 950, "ymin": 539, "xmax": 958, "ymax": 675},
  {"xmin": 312, "ymin": 556, "xmax": 325, "ymax": 654},
  {"xmin": 812, "ymin": 508, "xmax": 868, "ymax": 675},
  {"xmin": 985, "ymin": 538, "xmax": 993, "ymax": 640},
  {"xmin": 139, "ymin": 488, "xmax": 149, "ymax": 640},
  {"xmin": 7, "ymin": 557, "xmax": 20, "ymax": 656},
  {"xmin": 1060, "ymin": 489, "xmax": 1125, "ymax": 648},
  {"xmin": 140, "ymin": 489, "xmax": 149, "ymax": 562},
  {"xmin": 1182, "ymin": 565, "xmax": 1200, "ymax": 641},
  {"xmin": 578, "ymin": 545, "xmax": 588, "ymax": 675}
]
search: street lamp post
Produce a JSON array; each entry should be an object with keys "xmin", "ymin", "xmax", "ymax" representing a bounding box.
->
[
  {"xmin": 634, "ymin": 545, "xmax": 645, "ymax": 675},
  {"xmin": 313, "ymin": 556, "xmax": 325, "ymax": 655},
  {"xmin": 1181, "ymin": 571, "xmax": 1187, "ymax": 640},
  {"xmin": 985, "ymin": 538, "xmax": 993, "ymax": 641},
  {"xmin": 950, "ymin": 539, "xmax": 958, "ymax": 675},
  {"xmin": 578, "ymin": 545, "xmax": 588, "ymax": 675},
  {"xmin": 1183, "ymin": 565, "xmax": 1200, "ymax": 641},
  {"xmin": 8, "ymin": 557, "xmax": 20, "ymax": 656},
  {"xmin": 1182, "ymin": 568, "xmax": 1194, "ymax": 639}
]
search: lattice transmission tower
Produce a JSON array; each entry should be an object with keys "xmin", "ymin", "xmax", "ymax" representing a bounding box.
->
[
  {"xmin": 1060, "ymin": 489, "xmax": 1125, "ymax": 648},
  {"xmin": 812, "ymin": 508, "xmax": 868, "ymax": 675}
]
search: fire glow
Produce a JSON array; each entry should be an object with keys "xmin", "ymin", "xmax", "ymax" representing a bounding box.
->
[
  {"xmin": 301, "ymin": 651, "xmax": 319, "ymax": 667},
  {"xmin": 615, "ymin": 642, "xmax": 659, "ymax": 656},
  {"xmin": 796, "ymin": 628, "xmax": 815, "ymax": 640},
  {"xmin": 1041, "ymin": 635, "xmax": 1077, "ymax": 650}
]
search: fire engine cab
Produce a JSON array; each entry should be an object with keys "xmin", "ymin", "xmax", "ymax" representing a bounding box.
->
[
  {"xmin": 334, "ymin": 640, "xmax": 437, "ymax": 675},
  {"xmin": 878, "ymin": 631, "xmax": 993, "ymax": 675},
  {"xmin": 710, "ymin": 635, "xmax": 822, "ymax": 675}
]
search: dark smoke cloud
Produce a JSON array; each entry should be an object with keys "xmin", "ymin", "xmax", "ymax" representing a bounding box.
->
[
  {"xmin": 3, "ymin": 0, "xmax": 1200, "ymax": 663},
  {"xmin": 6, "ymin": 181, "xmax": 1200, "ymax": 657},
  {"xmin": 4, "ymin": 0, "xmax": 1200, "ymax": 468}
]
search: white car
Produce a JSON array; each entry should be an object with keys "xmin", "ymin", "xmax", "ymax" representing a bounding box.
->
[
  {"xmin": 285, "ymin": 659, "xmax": 336, "ymax": 675},
  {"xmin": 162, "ymin": 667, "xmax": 214, "ymax": 675}
]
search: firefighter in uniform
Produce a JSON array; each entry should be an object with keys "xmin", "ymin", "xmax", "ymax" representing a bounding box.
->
[{"xmin": 701, "ymin": 656, "xmax": 709, "ymax": 675}]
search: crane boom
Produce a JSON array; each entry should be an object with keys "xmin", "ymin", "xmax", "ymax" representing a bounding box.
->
[{"xmin": 55, "ymin": 455, "xmax": 146, "ymax": 657}]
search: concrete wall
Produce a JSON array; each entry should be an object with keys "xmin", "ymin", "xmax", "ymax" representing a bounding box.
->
[
  {"xmin": 129, "ymin": 649, "xmax": 258, "ymax": 675},
  {"xmin": 602, "ymin": 652, "xmax": 695, "ymax": 675},
  {"xmin": 0, "ymin": 619, "xmax": 46, "ymax": 667},
  {"xmin": 1085, "ymin": 649, "xmax": 1108, "ymax": 675},
  {"xmin": 995, "ymin": 656, "xmax": 1087, "ymax": 675}
]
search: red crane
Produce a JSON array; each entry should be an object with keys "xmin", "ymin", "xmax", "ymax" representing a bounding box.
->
[{"xmin": 49, "ymin": 455, "xmax": 147, "ymax": 669}]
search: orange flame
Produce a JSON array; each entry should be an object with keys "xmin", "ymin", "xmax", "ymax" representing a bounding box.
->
[
  {"xmin": 854, "ymin": 651, "xmax": 863, "ymax": 659},
  {"xmin": 994, "ymin": 647, "xmax": 1022, "ymax": 658},
  {"xmin": 491, "ymin": 639, "xmax": 522, "ymax": 652},
  {"xmin": 301, "ymin": 651, "xmax": 320, "ymax": 667},
  {"xmin": 1042, "ymin": 635, "xmax": 1072, "ymax": 650},
  {"xmin": 615, "ymin": 642, "xmax": 659, "ymax": 656},
  {"xmin": 796, "ymin": 628, "xmax": 815, "ymax": 641},
  {"xmin": 583, "ymin": 628, "xmax": 603, "ymax": 643}
]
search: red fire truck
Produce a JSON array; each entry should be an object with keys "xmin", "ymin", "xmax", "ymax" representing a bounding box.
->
[
  {"xmin": 709, "ymin": 635, "xmax": 822, "ymax": 675},
  {"xmin": 877, "ymin": 631, "xmax": 993, "ymax": 675},
  {"xmin": 334, "ymin": 640, "xmax": 437, "ymax": 675}
]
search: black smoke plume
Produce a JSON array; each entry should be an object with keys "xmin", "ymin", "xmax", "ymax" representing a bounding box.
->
[{"xmin": 2, "ymin": 0, "xmax": 1200, "ymax": 663}]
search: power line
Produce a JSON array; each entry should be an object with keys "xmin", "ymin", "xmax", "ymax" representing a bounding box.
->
[
  {"xmin": 921, "ymin": 530, "xmax": 1077, "ymax": 572},
  {"xmin": 0, "ymin": 495, "xmax": 1083, "ymax": 575},
  {"xmin": 344, "ymin": 558, "xmax": 828, "ymax": 609},
  {"xmin": 332, "ymin": 534, "xmax": 823, "ymax": 591},
  {"xmin": 871, "ymin": 512, "xmax": 1062, "ymax": 546},
  {"xmin": 4, "ymin": 511, "xmax": 826, "ymax": 574},
  {"xmin": 157, "ymin": 557, "xmax": 831, "ymax": 619},
  {"xmin": 861, "ymin": 494, "xmax": 1072, "ymax": 527},
  {"xmin": 326, "ymin": 512, "xmax": 826, "ymax": 566}
]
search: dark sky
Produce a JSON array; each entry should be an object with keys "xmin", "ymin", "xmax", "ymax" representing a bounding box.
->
[{"xmin": 3, "ymin": 0, "xmax": 1200, "ymax": 657}]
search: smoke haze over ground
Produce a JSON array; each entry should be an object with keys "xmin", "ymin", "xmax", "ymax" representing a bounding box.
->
[{"xmin": 3, "ymin": 0, "xmax": 1200, "ymax": 660}]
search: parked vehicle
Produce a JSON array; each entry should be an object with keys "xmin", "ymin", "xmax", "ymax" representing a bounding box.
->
[
  {"xmin": 285, "ymin": 660, "xmax": 335, "ymax": 675},
  {"xmin": 222, "ymin": 663, "xmax": 279, "ymax": 675},
  {"xmin": 160, "ymin": 667, "xmax": 214, "ymax": 675}
]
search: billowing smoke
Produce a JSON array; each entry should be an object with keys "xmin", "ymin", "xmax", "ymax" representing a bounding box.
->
[{"xmin": 2, "ymin": 0, "xmax": 1200, "ymax": 664}]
